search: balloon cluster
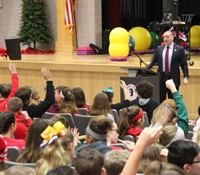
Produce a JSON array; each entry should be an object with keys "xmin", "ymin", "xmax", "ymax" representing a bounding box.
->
[{"xmin": 108, "ymin": 26, "xmax": 159, "ymax": 60}]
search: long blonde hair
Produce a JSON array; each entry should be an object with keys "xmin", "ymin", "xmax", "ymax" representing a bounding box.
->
[
  {"xmin": 159, "ymin": 124, "xmax": 177, "ymax": 146},
  {"xmin": 35, "ymin": 128, "xmax": 74, "ymax": 175},
  {"xmin": 151, "ymin": 104, "xmax": 177, "ymax": 126}
]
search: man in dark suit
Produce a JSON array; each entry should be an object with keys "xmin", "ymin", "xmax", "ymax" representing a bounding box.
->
[{"xmin": 148, "ymin": 30, "xmax": 189, "ymax": 102}]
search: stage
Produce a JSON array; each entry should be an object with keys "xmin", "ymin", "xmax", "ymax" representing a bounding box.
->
[{"xmin": 0, "ymin": 52, "xmax": 200, "ymax": 119}]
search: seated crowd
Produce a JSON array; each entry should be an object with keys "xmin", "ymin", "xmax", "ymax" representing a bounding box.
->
[{"xmin": 1, "ymin": 63, "xmax": 200, "ymax": 175}]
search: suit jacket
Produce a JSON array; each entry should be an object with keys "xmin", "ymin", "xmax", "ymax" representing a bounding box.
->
[{"xmin": 149, "ymin": 43, "xmax": 189, "ymax": 87}]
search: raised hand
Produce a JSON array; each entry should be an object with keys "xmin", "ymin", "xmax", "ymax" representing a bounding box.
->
[
  {"xmin": 165, "ymin": 79, "xmax": 177, "ymax": 93},
  {"xmin": 41, "ymin": 67, "xmax": 52, "ymax": 81},
  {"xmin": 9, "ymin": 62, "xmax": 17, "ymax": 74}
]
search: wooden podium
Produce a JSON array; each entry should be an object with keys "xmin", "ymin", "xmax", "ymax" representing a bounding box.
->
[{"xmin": 120, "ymin": 67, "xmax": 160, "ymax": 102}]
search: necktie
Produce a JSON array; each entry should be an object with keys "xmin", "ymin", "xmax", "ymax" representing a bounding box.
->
[{"xmin": 165, "ymin": 46, "xmax": 169, "ymax": 75}]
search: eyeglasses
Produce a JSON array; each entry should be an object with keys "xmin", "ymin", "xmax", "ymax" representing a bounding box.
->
[{"xmin": 192, "ymin": 160, "xmax": 200, "ymax": 164}]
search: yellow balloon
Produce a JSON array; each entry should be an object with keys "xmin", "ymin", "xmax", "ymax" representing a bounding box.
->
[
  {"xmin": 109, "ymin": 27, "xmax": 129, "ymax": 57},
  {"xmin": 129, "ymin": 27, "xmax": 151, "ymax": 51},
  {"xmin": 109, "ymin": 43, "xmax": 129, "ymax": 57},
  {"xmin": 190, "ymin": 25, "xmax": 200, "ymax": 48}
]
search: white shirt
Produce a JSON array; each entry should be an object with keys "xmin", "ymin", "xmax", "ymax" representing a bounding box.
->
[{"xmin": 162, "ymin": 42, "xmax": 174, "ymax": 72}]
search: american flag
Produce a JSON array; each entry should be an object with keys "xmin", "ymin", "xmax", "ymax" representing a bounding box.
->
[{"xmin": 64, "ymin": 0, "xmax": 75, "ymax": 33}]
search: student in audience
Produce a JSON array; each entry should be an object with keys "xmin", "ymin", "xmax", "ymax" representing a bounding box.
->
[
  {"xmin": 106, "ymin": 121, "xmax": 119, "ymax": 148},
  {"xmin": 49, "ymin": 115, "xmax": 79, "ymax": 148},
  {"xmin": 75, "ymin": 148, "xmax": 106, "ymax": 175},
  {"xmin": 0, "ymin": 62, "xmax": 18, "ymax": 111},
  {"xmin": 17, "ymin": 118, "xmax": 49, "ymax": 163},
  {"xmin": 130, "ymin": 80, "xmax": 160, "ymax": 123},
  {"xmin": 4, "ymin": 165, "xmax": 36, "ymax": 175},
  {"xmin": 47, "ymin": 85, "xmax": 68, "ymax": 113},
  {"xmin": 103, "ymin": 80, "xmax": 131, "ymax": 112},
  {"xmin": 118, "ymin": 105, "xmax": 144, "ymax": 140},
  {"xmin": 46, "ymin": 165, "xmax": 74, "ymax": 175},
  {"xmin": 90, "ymin": 92, "xmax": 114, "ymax": 121},
  {"xmin": 76, "ymin": 116, "xmax": 112, "ymax": 155},
  {"xmin": 28, "ymin": 86, "xmax": 41, "ymax": 105},
  {"xmin": 151, "ymin": 79, "xmax": 188, "ymax": 139},
  {"xmin": 104, "ymin": 150, "xmax": 130, "ymax": 175},
  {"xmin": 0, "ymin": 135, "xmax": 7, "ymax": 172},
  {"xmin": 57, "ymin": 86, "xmax": 79, "ymax": 115},
  {"xmin": 138, "ymin": 143, "xmax": 163, "ymax": 173},
  {"xmin": 168, "ymin": 140, "xmax": 200, "ymax": 175},
  {"xmin": 36, "ymin": 121, "xmax": 74, "ymax": 175},
  {"xmin": 107, "ymin": 121, "xmax": 135, "ymax": 151},
  {"xmin": 159, "ymin": 124, "xmax": 184, "ymax": 147},
  {"xmin": 0, "ymin": 111, "xmax": 25, "ymax": 151},
  {"xmin": 15, "ymin": 67, "xmax": 55, "ymax": 118},
  {"xmin": 72, "ymin": 87, "xmax": 90, "ymax": 110},
  {"xmin": 6, "ymin": 97, "xmax": 32, "ymax": 140},
  {"xmin": 144, "ymin": 161, "xmax": 187, "ymax": 175},
  {"xmin": 162, "ymin": 98, "xmax": 176, "ymax": 111}
]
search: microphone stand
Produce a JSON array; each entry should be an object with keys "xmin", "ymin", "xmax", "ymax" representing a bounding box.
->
[
  {"xmin": 133, "ymin": 51, "xmax": 149, "ymax": 69},
  {"xmin": 132, "ymin": 51, "xmax": 157, "ymax": 76}
]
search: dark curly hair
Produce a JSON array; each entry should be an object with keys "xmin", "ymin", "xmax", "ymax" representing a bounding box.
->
[
  {"xmin": 136, "ymin": 81, "xmax": 154, "ymax": 99},
  {"xmin": 0, "ymin": 112, "xmax": 15, "ymax": 134}
]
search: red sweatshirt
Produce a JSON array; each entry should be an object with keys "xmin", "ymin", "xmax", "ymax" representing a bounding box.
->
[
  {"xmin": 126, "ymin": 127, "xmax": 143, "ymax": 141},
  {"xmin": 4, "ymin": 137, "xmax": 25, "ymax": 151},
  {"xmin": 0, "ymin": 73, "xmax": 18, "ymax": 111},
  {"xmin": 14, "ymin": 112, "xmax": 32, "ymax": 140}
]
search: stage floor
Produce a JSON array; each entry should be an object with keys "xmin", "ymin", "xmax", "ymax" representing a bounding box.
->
[{"xmin": 19, "ymin": 52, "xmax": 200, "ymax": 67}]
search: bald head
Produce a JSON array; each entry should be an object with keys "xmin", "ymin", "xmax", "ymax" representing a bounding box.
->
[{"xmin": 163, "ymin": 31, "xmax": 174, "ymax": 46}]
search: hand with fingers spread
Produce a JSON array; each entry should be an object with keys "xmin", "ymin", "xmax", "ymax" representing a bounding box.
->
[
  {"xmin": 120, "ymin": 80, "xmax": 131, "ymax": 101},
  {"xmin": 41, "ymin": 67, "xmax": 52, "ymax": 81},
  {"xmin": 70, "ymin": 127, "xmax": 80, "ymax": 146},
  {"xmin": 9, "ymin": 62, "xmax": 17, "ymax": 74}
]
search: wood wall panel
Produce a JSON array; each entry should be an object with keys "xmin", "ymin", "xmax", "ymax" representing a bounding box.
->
[{"xmin": 1, "ymin": 53, "xmax": 200, "ymax": 119}]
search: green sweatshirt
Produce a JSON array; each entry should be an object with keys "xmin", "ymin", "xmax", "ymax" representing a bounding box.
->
[{"xmin": 173, "ymin": 91, "xmax": 189, "ymax": 136}]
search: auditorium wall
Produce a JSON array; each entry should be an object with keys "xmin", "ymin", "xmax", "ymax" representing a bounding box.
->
[{"xmin": 0, "ymin": 0, "xmax": 102, "ymax": 50}]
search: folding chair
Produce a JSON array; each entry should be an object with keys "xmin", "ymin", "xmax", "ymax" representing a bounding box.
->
[
  {"xmin": 42, "ymin": 112, "xmax": 76, "ymax": 128},
  {"xmin": 73, "ymin": 114, "xmax": 93, "ymax": 135},
  {"xmin": 4, "ymin": 160, "xmax": 35, "ymax": 168},
  {"xmin": 77, "ymin": 108, "xmax": 89, "ymax": 115},
  {"xmin": 41, "ymin": 112, "xmax": 55, "ymax": 119},
  {"xmin": 7, "ymin": 146, "xmax": 21, "ymax": 162},
  {"xmin": 186, "ymin": 131, "xmax": 194, "ymax": 140},
  {"xmin": 143, "ymin": 111, "xmax": 150, "ymax": 128},
  {"xmin": 111, "ymin": 109, "xmax": 119, "ymax": 123},
  {"xmin": 123, "ymin": 135, "xmax": 135, "ymax": 142},
  {"xmin": 60, "ymin": 113, "xmax": 76, "ymax": 128},
  {"xmin": 189, "ymin": 123, "xmax": 195, "ymax": 132}
]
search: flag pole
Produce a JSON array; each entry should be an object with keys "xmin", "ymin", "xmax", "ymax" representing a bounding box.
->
[
  {"xmin": 64, "ymin": 0, "xmax": 77, "ymax": 53},
  {"xmin": 73, "ymin": 0, "xmax": 78, "ymax": 50}
]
